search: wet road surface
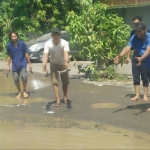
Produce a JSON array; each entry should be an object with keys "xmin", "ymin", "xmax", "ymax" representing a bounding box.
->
[{"xmin": 0, "ymin": 61, "xmax": 150, "ymax": 149}]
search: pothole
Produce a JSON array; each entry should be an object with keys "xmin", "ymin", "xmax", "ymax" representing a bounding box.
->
[{"xmin": 91, "ymin": 103, "xmax": 121, "ymax": 108}]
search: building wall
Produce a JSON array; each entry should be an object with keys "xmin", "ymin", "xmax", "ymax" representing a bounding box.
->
[{"xmin": 118, "ymin": 6, "xmax": 150, "ymax": 30}]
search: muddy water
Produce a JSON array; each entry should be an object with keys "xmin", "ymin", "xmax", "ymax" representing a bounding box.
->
[
  {"xmin": 1, "ymin": 72, "xmax": 150, "ymax": 149},
  {"xmin": 0, "ymin": 118, "xmax": 150, "ymax": 149},
  {"xmin": 0, "ymin": 73, "xmax": 50, "ymax": 94},
  {"xmin": 0, "ymin": 96, "xmax": 47, "ymax": 106},
  {"xmin": 0, "ymin": 74, "xmax": 49, "ymax": 106},
  {"xmin": 92, "ymin": 103, "xmax": 121, "ymax": 108}
]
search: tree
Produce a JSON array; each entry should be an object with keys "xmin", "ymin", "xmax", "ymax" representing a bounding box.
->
[
  {"xmin": 0, "ymin": 0, "xmax": 80, "ymax": 55},
  {"xmin": 66, "ymin": 2, "xmax": 131, "ymax": 79}
]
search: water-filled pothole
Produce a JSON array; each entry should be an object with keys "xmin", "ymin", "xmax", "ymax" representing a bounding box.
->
[{"xmin": 92, "ymin": 103, "xmax": 121, "ymax": 108}]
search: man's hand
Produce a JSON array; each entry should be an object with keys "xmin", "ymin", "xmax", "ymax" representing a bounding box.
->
[
  {"xmin": 28, "ymin": 63, "xmax": 32, "ymax": 70},
  {"xmin": 135, "ymin": 57, "xmax": 141, "ymax": 66},
  {"xmin": 7, "ymin": 66, "xmax": 10, "ymax": 72},
  {"xmin": 28, "ymin": 63, "xmax": 33, "ymax": 73},
  {"xmin": 114, "ymin": 55, "xmax": 122, "ymax": 64},
  {"xmin": 64, "ymin": 62, "xmax": 69, "ymax": 68},
  {"xmin": 124, "ymin": 57, "xmax": 130, "ymax": 64}
]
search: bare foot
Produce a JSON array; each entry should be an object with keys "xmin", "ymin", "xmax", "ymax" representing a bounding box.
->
[
  {"xmin": 16, "ymin": 92, "xmax": 22, "ymax": 99},
  {"xmin": 143, "ymin": 96, "xmax": 149, "ymax": 102},
  {"xmin": 63, "ymin": 99, "xmax": 68, "ymax": 104},
  {"xmin": 146, "ymin": 108, "xmax": 150, "ymax": 112},
  {"xmin": 131, "ymin": 96, "xmax": 140, "ymax": 101},
  {"xmin": 54, "ymin": 102, "xmax": 61, "ymax": 107}
]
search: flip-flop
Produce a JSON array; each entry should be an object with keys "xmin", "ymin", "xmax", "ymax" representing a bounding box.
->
[
  {"xmin": 54, "ymin": 102, "xmax": 61, "ymax": 107},
  {"xmin": 23, "ymin": 92, "xmax": 28, "ymax": 98}
]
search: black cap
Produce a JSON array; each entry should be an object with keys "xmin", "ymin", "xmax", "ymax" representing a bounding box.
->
[
  {"xmin": 134, "ymin": 21, "xmax": 146, "ymax": 31},
  {"xmin": 51, "ymin": 28, "xmax": 61, "ymax": 34}
]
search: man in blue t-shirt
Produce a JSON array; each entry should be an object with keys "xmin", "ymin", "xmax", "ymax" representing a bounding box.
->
[
  {"xmin": 114, "ymin": 21, "xmax": 150, "ymax": 102},
  {"xmin": 125, "ymin": 16, "xmax": 150, "ymax": 63},
  {"xmin": 6, "ymin": 31, "xmax": 32, "ymax": 99}
]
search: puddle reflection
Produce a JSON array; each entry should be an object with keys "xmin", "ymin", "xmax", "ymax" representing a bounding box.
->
[{"xmin": 0, "ymin": 73, "xmax": 50, "ymax": 94}]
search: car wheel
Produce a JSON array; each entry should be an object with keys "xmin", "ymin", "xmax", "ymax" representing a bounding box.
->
[{"xmin": 37, "ymin": 50, "xmax": 44, "ymax": 63}]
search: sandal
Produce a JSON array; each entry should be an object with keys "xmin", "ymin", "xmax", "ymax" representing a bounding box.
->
[
  {"xmin": 54, "ymin": 102, "xmax": 61, "ymax": 107},
  {"xmin": 23, "ymin": 92, "xmax": 28, "ymax": 98}
]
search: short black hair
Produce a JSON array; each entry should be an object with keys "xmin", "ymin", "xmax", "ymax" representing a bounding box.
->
[
  {"xmin": 132, "ymin": 16, "xmax": 143, "ymax": 22},
  {"xmin": 9, "ymin": 31, "xmax": 19, "ymax": 40}
]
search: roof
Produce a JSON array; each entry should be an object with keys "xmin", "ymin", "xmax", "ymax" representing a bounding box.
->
[{"xmin": 101, "ymin": 0, "xmax": 150, "ymax": 9}]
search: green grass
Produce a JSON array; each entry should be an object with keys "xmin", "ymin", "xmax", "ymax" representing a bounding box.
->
[{"xmin": 97, "ymin": 73, "xmax": 132, "ymax": 82}]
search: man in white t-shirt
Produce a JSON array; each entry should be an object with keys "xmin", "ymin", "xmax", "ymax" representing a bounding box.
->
[{"xmin": 42, "ymin": 28, "xmax": 70, "ymax": 107}]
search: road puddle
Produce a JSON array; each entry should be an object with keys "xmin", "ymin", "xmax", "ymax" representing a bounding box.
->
[
  {"xmin": 1, "ymin": 68, "xmax": 150, "ymax": 149},
  {"xmin": 92, "ymin": 103, "xmax": 121, "ymax": 108},
  {"xmin": 0, "ymin": 96, "xmax": 47, "ymax": 106},
  {"xmin": 0, "ymin": 118, "xmax": 150, "ymax": 149},
  {"xmin": 0, "ymin": 73, "xmax": 50, "ymax": 94}
]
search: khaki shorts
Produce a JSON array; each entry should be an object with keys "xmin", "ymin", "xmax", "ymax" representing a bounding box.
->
[{"xmin": 50, "ymin": 62, "xmax": 69, "ymax": 85}]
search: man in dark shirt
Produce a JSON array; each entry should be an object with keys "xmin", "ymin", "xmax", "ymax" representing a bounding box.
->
[{"xmin": 6, "ymin": 31, "xmax": 32, "ymax": 99}]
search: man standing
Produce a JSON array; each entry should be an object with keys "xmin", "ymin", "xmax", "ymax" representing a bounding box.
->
[
  {"xmin": 42, "ymin": 28, "xmax": 70, "ymax": 107},
  {"xmin": 125, "ymin": 16, "xmax": 150, "ymax": 63},
  {"xmin": 7, "ymin": 31, "xmax": 32, "ymax": 99},
  {"xmin": 125, "ymin": 16, "xmax": 143, "ymax": 64},
  {"xmin": 114, "ymin": 22, "xmax": 150, "ymax": 101}
]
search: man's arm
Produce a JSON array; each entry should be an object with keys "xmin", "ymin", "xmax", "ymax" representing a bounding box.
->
[
  {"xmin": 23, "ymin": 42, "xmax": 32, "ymax": 69},
  {"xmin": 25, "ymin": 52, "xmax": 31, "ymax": 64},
  {"xmin": 6, "ymin": 45, "xmax": 11, "ymax": 71},
  {"xmin": 139, "ymin": 46, "xmax": 150, "ymax": 61},
  {"xmin": 42, "ymin": 42, "xmax": 50, "ymax": 72},
  {"xmin": 7, "ymin": 55, "xmax": 11, "ymax": 71},
  {"xmin": 42, "ymin": 53, "xmax": 49, "ymax": 66},
  {"xmin": 25, "ymin": 52, "xmax": 32, "ymax": 69},
  {"xmin": 125, "ymin": 50, "xmax": 132, "ymax": 64},
  {"xmin": 125, "ymin": 31, "xmax": 135, "ymax": 64},
  {"xmin": 64, "ymin": 42, "xmax": 70, "ymax": 68},
  {"xmin": 114, "ymin": 46, "xmax": 131, "ymax": 64}
]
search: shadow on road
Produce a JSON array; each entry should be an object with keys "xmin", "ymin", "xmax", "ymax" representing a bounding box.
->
[
  {"xmin": 46, "ymin": 99, "xmax": 72, "ymax": 111},
  {"xmin": 125, "ymin": 94, "xmax": 150, "ymax": 99},
  {"xmin": 112, "ymin": 103, "xmax": 150, "ymax": 116}
]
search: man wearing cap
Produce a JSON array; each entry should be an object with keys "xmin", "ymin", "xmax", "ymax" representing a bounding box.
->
[
  {"xmin": 125, "ymin": 16, "xmax": 150, "ymax": 64},
  {"xmin": 42, "ymin": 28, "xmax": 70, "ymax": 107},
  {"xmin": 114, "ymin": 21, "xmax": 150, "ymax": 102}
]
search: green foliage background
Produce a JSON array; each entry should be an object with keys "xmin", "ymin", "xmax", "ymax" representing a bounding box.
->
[
  {"xmin": 66, "ymin": 1, "xmax": 131, "ymax": 79},
  {"xmin": 0, "ymin": 0, "xmax": 132, "ymax": 79}
]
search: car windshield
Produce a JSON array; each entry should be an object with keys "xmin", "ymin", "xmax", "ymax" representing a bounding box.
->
[{"xmin": 36, "ymin": 33, "xmax": 51, "ymax": 42}]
